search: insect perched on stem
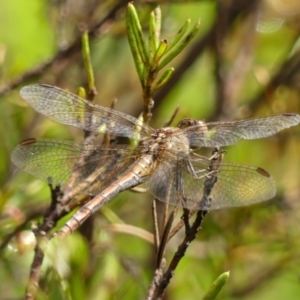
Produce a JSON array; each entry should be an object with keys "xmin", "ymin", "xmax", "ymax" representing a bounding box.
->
[{"xmin": 11, "ymin": 84, "xmax": 300, "ymax": 237}]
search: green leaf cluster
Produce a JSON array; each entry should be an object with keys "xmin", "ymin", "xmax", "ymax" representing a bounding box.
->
[{"xmin": 126, "ymin": 3, "xmax": 200, "ymax": 94}]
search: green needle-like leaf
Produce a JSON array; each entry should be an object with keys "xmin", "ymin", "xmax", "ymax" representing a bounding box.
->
[
  {"xmin": 77, "ymin": 87, "xmax": 86, "ymax": 99},
  {"xmin": 127, "ymin": 3, "xmax": 150, "ymax": 66},
  {"xmin": 151, "ymin": 67, "xmax": 174, "ymax": 92},
  {"xmin": 77, "ymin": 87, "xmax": 87, "ymax": 122},
  {"xmin": 166, "ymin": 19, "xmax": 191, "ymax": 53},
  {"xmin": 151, "ymin": 39, "xmax": 168, "ymax": 69},
  {"xmin": 158, "ymin": 19, "xmax": 201, "ymax": 70},
  {"xmin": 149, "ymin": 7, "xmax": 161, "ymax": 60},
  {"xmin": 201, "ymin": 271, "xmax": 230, "ymax": 300},
  {"xmin": 81, "ymin": 31, "xmax": 95, "ymax": 95},
  {"xmin": 126, "ymin": 5, "xmax": 145, "ymax": 85},
  {"xmin": 130, "ymin": 113, "xmax": 144, "ymax": 147}
]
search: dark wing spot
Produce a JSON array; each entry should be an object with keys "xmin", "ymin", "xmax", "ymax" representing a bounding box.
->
[
  {"xmin": 20, "ymin": 138, "xmax": 37, "ymax": 146},
  {"xmin": 256, "ymin": 167, "xmax": 271, "ymax": 178}
]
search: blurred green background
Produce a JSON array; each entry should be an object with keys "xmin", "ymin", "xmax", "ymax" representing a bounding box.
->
[{"xmin": 0, "ymin": 1, "xmax": 300, "ymax": 299}]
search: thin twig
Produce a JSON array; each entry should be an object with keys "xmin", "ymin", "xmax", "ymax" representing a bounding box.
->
[
  {"xmin": 152, "ymin": 199, "xmax": 161, "ymax": 253},
  {"xmin": 155, "ymin": 210, "xmax": 176, "ymax": 269},
  {"xmin": 25, "ymin": 183, "xmax": 65, "ymax": 300},
  {"xmin": 26, "ymin": 243, "xmax": 46, "ymax": 300},
  {"xmin": 0, "ymin": 0, "xmax": 128, "ymax": 97},
  {"xmin": 148, "ymin": 148, "xmax": 223, "ymax": 299}
]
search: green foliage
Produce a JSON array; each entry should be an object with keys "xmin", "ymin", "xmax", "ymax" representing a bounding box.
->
[
  {"xmin": 126, "ymin": 3, "xmax": 200, "ymax": 122},
  {"xmin": 201, "ymin": 271, "xmax": 230, "ymax": 300},
  {"xmin": 126, "ymin": 3, "xmax": 200, "ymax": 90},
  {"xmin": 81, "ymin": 31, "xmax": 96, "ymax": 96}
]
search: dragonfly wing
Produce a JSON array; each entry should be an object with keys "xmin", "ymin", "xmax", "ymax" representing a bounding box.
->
[
  {"xmin": 182, "ymin": 156, "xmax": 276, "ymax": 210},
  {"xmin": 146, "ymin": 154, "xmax": 276, "ymax": 210},
  {"xmin": 182, "ymin": 114, "xmax": 300, "ymax": 147},
  {"xmin": 146, "ymin": 158, "xmax": 183, "ymax": 207},
  {"xmin": 20, "ymin": 84, "xmax": 153, "ymax": 139},
  {"xmin": 11, "ymin": 138, "xmax": 136, "ymax": 196},
  {"xmin": 146, "ymin": 152, "xmax": 209, "ymax": 209}
]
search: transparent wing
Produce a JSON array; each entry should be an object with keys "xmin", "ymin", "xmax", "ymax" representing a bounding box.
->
[
  {"xmin": 180, "ymin": 114, "xmax": 300, "ymax": 147},
  {"xmin": 20, "ymin": 84, "xmax": 154, "ymax": 139},
  {"xmin": 11, "ymin": 138, "xmax": 138, "ymax": 196},
  {"xmin": 146, "ymin": 153, "xmax": 276, "ymax": 210}
]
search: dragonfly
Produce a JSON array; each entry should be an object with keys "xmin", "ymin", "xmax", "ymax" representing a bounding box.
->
[{"xmin": 11, "ymin": 84, "xmax": 300, "ymax": 238}]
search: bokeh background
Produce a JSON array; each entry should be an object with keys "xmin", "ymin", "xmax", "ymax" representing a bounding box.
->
[{"xmin": 0, "ymin": 1, "xmax": 300, "ymax": 299}]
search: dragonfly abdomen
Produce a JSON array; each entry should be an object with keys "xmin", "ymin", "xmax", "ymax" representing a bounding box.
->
[{"xmin": 57, "ymin": 157, "xmax": 153, "ymax": 238}]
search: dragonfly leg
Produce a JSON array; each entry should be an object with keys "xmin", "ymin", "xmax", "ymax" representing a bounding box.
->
[
  {"xmin": 175, "ymin": 159, "xmax": 190, "ymax": 209},
  {"xmin": 197, "ymin": 148, "xmax": 223, "ymax": 210},
  {"xmin": 186, "ymin": 159, "xmax": 205, "ymax": 179}
]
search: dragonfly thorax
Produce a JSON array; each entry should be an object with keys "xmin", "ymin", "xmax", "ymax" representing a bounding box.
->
[
  {"xmin": 144, "ymin": 127, "xmax": 190, "ymax": 158},
  {"xmin": 164, "ymin": 128, "xmax": 190, "ymax": 155}
]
